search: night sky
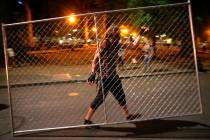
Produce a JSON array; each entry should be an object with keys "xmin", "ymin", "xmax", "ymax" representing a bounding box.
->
[
  {"xmin": 0, "ymin": 0, "xmax": 209, "ymax": 22},
  {"xmin": 0, "ymin": 0, "xmax": 209, "ymax": 39},
  {"xmin": 0, "ymin": 0, "xmax": 209, "ymax": 41},
  {"xmin": 26, "ymin": 0, "xmax": 210, "ymax": 20}
]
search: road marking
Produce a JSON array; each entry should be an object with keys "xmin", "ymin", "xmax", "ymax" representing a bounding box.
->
[
  {"xmin": 68, "ymin": 92, "xmax": 79, "ymax": 97},
  {"xmin": 53, "ymin": 73, "xmax": 72, "ymax": 80}
]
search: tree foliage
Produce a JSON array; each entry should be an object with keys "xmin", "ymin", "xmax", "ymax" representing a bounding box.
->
[{"xmin": 127, "ymin": 0, "xmax": 171, "ymax": 7}]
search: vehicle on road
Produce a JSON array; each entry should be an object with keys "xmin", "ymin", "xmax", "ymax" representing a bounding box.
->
[{"xmin": 59, "ymin": 35, "xmax": 85, "ymax": 48}]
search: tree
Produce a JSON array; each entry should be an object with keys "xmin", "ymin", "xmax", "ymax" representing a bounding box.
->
[
  {"xmin": 24, "ymin": 0, "xmax": 34, "ymax": 47},
  {"xmin": 127, "ymin": 0, "xmax": 171, "ymax": 7}
]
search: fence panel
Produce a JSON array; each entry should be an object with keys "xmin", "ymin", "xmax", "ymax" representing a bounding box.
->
[
  {"xmin": 2, "ymin": 2, "xmax": 202, "ymax": 134},
  {"xmin": 95, "ymin": 3, "xmax": 202, "ymax": 123}
]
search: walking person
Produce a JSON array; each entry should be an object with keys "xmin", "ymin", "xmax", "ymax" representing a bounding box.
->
[
  {"xmin": 7, "ymin": 48, "xmax": 16, "ymax": 68},
  {"xmin": 142, "ymin": 40, "xmax": 154, "ymax": 71},
  {"xmin": 84, "ymin": 26, "xmax": 142, "ymax": 126}
]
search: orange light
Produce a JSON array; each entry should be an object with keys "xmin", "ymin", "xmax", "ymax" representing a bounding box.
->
[
  {"xmin": 121, "ymin": 28, "xmax": 128, "ymax": 34},
  {"xmin": 68, "ymin": 15, "xmax": 76, "ymax": 23},
  {"xmin": 92, "ymin": 27, "xmax": 97, "ymax": 32},
  {"xmin": 204, "ymin": 28, "xmax": 210, "ymax": 41},
  {"xmin": 205, "ymin": 29, "xmax": 210, "ymax": 36},
  {"xmin": 131, "ymin": 32, "xmax": 137, "ymax": 37}
]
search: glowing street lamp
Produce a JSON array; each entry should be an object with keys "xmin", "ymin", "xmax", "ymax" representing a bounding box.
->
[
  {"xmin": 68, "ymin": 15, "xmax": 76, "ymax": 23},
  {"xmin": 121, "ymin": 28, "xmax": 128, "ymax": 35}
]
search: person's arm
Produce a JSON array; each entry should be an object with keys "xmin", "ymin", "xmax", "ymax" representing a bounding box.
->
[
  {"xmin": 129, "ymin": 27, "xmax": 149, "ymax": 48},
  {"xmin": 131, "ymin": 35, "xmax": 141, "ymax": 47},
  {"xmin": 87, "ymin": 40, "xmax": 106, "ymax": 83},
  {"xmin": 91, "ymin": 40, "xmax": 106, "ymax": 73},
  {"xmin": 91, "ymin": 48, "xmax": 99, "ymax": 74}
]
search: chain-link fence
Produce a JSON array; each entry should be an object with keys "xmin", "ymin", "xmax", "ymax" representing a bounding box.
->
[{"xmin": 2, "ymin": 2, "xmax": 202, "ymax": 134}]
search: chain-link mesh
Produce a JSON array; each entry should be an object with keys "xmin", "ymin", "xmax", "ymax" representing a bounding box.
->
[{"xmin": 2, "ymin": 2, "xmax": 202, "ymax": 134}]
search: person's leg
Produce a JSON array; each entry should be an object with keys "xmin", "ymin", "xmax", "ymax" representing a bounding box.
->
[
  {"xmin": 84, "ymin": 107, "xmax": 95, "ymax": 124},
  {"xmin": 110, "ymin": 75, "xmax": 130, "ymax": 118},
  {"xmin": 11, "ymin": 57, "xmax": 16, "ymax": 67},
  {"xmin": 110, "ymin": 75, "xmax": 141, "ymax": 120},
  {"xmin": 144, "ymin": 55, "xmax": 149, "ymax": 71},
  {"xmin": 84, "ymin": 78, "xmax": 109, "ymax": 123},
  {"xmin": 121, "ymin": 104, "xmax": 129, "ymax": 117}
]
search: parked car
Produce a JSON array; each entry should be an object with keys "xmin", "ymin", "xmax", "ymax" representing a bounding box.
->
[{"xmin": 59, "ymin": 35, "xmax": 85, "ymax": 48}]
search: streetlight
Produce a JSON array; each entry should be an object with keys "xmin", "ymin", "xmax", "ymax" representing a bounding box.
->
[
  {"xmin": 68, "ymin": 14, "xmax": 76, "ymax": 23},
  {"xmin": 121, "ymin": 28, "xmax": 128, "ymax": 35},
  {"xmin": 120, "ymin": 25, "xmax": 129, "ymax": 36}
]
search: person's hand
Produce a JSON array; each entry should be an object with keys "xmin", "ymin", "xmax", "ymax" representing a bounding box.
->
[
  {"xmin": 139, "ymin": 27, "xmax": 149, "ymax": 35},
  {"xmin": 87, "ymin": 73, "xmax": 96, "ymax": 85}
]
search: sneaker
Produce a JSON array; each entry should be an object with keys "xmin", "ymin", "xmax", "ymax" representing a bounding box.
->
[
  {"xmin": 126, "ymin": 114, "xmax": 141, "ymax": 120},
  {"xmin": 84, "ymin": 119, "xmax": 93, "ymax": 125},
  {"xmin": 84, "ymin": 119, "xmax": 100, "ymax": 129}
]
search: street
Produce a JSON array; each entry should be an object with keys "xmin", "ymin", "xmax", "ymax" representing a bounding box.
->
[
  {"xmin": 0, "ymin": 0, "xmax": 210, "ymax": 139},
  {"xmin": 0, "ymin": 72, "xmax": 202, "ymax": 133},
  {"xmin": 0, "ymin": 71, "xmax": 210, "ymax": 140},
  {"xmin": 0, "ymin": 46, "xmax": 210, "ymax": 139}
]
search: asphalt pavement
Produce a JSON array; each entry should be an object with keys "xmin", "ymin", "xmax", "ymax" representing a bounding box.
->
[{"xmin": 0, "ymin": 55, "xmax": 210, "ymax": 140}]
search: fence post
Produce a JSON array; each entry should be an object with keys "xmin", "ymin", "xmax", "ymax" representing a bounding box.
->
[
  {"xmin": 93, "ymin": 15, "xmax": 108, "ymax": 123},
  {"xmin": 188, "ymin": 0, "xmax": 203, "ymax": 113},
  {"xmin": 1, "ymin": 24, "xmax": 15, "ymax": 136}
]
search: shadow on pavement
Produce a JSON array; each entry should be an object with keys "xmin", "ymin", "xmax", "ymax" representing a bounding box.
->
[
  {"xmin": 0, "ymin": 104, "xmax": 9, "ymax": 111},
  {"xmin": 103, "ymin": 119, "xmax": 210, "ymax": 137},
  {"xmin": 19, "ymin": 119, "xmax": 210, "ymax": 138}
]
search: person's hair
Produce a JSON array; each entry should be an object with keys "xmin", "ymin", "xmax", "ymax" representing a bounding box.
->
[{"xmin": 106, "ymin": 25, "xmax": 120, "ymax": 41}]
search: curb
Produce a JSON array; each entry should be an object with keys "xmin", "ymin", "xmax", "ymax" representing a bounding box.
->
[{"xmin": 0, "ymin": 70, "xmax": 194, "ymax": 88}]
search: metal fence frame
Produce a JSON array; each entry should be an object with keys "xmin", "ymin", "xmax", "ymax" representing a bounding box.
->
[{"xmin": 1, "ymin": 0, "xmax": 203, "ymax": 135}]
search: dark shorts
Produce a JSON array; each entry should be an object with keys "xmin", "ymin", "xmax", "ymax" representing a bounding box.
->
[{"xmin": 90, "ymin": 74, "xmax": 126, "ymax": 110}]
